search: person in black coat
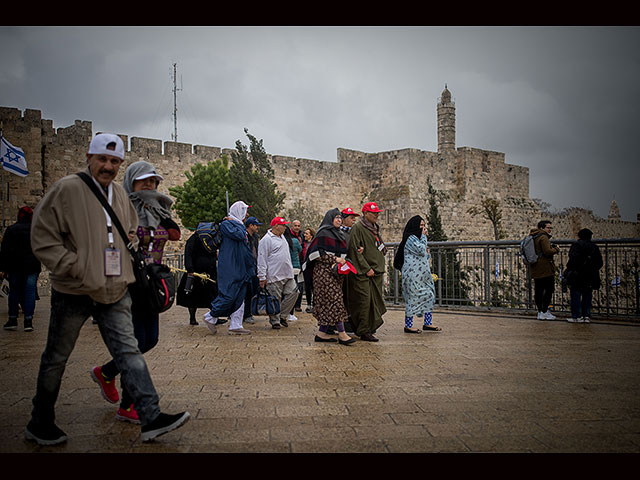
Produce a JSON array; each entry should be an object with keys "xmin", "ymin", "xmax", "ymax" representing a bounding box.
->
[
  {"xmin": 177, "ymin": 230, "xmax": 219, "ymax": 325},
  {"xmin": 565, "ymin": 228, "xmax": 603, "ymax": 323},
  {"xmin": 0, "ymin": 206, "xmax": 41, "ymax": 331}
]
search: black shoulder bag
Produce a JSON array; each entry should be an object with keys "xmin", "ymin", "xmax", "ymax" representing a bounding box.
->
[{"xmin": 76, "ymin": 173, "xmax": 176, "ymax": 313}]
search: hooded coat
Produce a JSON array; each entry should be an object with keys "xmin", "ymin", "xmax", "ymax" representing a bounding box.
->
[{"xmin": 209, "ymin": 201, "xmax": 256, "ymax": 317}]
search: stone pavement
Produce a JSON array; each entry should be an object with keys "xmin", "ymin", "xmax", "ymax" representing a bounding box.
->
[{"xmin": 1, "ymin": 295, "xmax": 640, "ymax": 453}]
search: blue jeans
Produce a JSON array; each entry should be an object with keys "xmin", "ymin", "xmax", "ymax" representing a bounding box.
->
[
  {"xmin": 8, "ymin": 272, "xmax": 38, "ymax": 319},
  {"xmin": 102, "ymin": 295, "xmax": 159, "ymax": 409},
  {"xmin": 30, "ymin": 289, "xmax": 161, "ymax": 427},
  {"xmin": 570, "ymin": 287, "xmax": 593, "ymax": 319}
]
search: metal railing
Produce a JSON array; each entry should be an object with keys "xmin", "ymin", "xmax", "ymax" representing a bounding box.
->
[
  {"xmin": 383, "ymin": 239, "xmax": 640, "ymax": 320},
  {"xmin": 164, "ymin": 238, "xmax": 640, "ymax": 320}
]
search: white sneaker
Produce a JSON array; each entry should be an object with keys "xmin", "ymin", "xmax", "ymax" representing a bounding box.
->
[
  {"xmin": 537, "ymin": 312, "xmax": 545, "ymax": 320},
  {"xmin": 543, "ymin": 311, "xmax": 557, "ymax": 320},
  {"xmin": 567, "ymin": 317, "xmax": 580, "ymax": 323},
  {"xmin": 582, "ymin": 316, "xmax": 590, "ymax": 323},
  {"xmin": 288, "ymin": 314, "xmax": 298, "ymax": 322},
  {"xmin": 243, "ymin": 316, "xmax": 256, "ymax": 324}
]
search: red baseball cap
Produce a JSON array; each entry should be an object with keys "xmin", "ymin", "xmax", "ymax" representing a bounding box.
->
[
  {"xmin": 341, "ymin": 207, "xmax": 360, "ymax": 217},
  {"xmin": 362, "ymin": 202, "xmax": 384, "ymax": 213},
  {"xmin": 270, "ymin": 217, "xmax": 290, "ymax": 227}
]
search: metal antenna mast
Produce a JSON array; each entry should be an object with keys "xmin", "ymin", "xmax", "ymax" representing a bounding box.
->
[{"xmin": 171, "ymin": 63, "xmax": 182, "ymax": 142}]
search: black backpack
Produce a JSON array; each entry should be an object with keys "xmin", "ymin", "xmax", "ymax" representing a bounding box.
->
[{"xmin": 196, "ymin": 222, "xmax": 223, "ymax": 253}]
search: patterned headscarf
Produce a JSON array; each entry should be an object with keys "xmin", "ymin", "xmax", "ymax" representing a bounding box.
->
[{"xmin": 304, "ymin": 208, "xmax": 348, "ymax": 267}]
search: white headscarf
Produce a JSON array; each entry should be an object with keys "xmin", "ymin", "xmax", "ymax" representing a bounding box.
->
[{"xmin": 228, "ymin": 201, "xmax": 249, "ymax": 224}]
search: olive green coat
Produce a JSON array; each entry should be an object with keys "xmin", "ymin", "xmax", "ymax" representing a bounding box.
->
[{"xmin": 346, "ymin": 221, "xmax": 387, "ymax": 336}]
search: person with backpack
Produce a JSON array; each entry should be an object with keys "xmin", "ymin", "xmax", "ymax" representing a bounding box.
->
[
  {"xmin": 528, "ymin": 220, "xmax": 560, "ymax": 320},
  {"xmin": 564, "ymin": 228, "xmax": 603, "ymax": 323},
  {"xmin": 177, "ymin": 226, "xmax": 220, "ymax": 326}
]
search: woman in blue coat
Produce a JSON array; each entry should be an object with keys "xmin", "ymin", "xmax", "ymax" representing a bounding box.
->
[
  {"xmin": 393, "ymin": 215, "xmax": 441, "ymax": 333},
  {"xmin": 204, "ymin": 201, "xmax": 256, "ymax": 334}
]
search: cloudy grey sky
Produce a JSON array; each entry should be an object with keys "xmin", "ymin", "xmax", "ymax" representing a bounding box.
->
[{"xmin": 1, "ymin": 26, "xmax": 639, "ymax": 221}]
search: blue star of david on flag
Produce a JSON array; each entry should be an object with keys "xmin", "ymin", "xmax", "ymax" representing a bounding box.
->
[{"xmin": 1, "ymin": 135, "xmax": 28, "ymax": 177}]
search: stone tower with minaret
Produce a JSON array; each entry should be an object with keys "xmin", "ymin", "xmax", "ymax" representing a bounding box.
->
[
  {"xmin": 437, "ymin": 84, "xmax": 456, "ymax": 153},
  {"xmin": 609, "ymin": 199, "xmax": 621, "ymax": 219}
]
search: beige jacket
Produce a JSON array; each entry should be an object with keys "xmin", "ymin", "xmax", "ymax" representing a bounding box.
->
[{"xmin": 31, "ymin": 169, "xmax": 139, "ymax": 304}]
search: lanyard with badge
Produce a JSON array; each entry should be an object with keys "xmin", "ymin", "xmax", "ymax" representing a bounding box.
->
[{"xmin": 100, "ymin": 182, "xmax": 122, "ymax": 276}]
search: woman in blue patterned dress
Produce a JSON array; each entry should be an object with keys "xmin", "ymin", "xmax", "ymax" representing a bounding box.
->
[{"xmin": 393, "ymin": 215, "xmax": 441, "ymax": 333}]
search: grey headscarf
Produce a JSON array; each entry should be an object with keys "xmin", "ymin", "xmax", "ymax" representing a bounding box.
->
[{"xmin": 123, "ymin": 161, "xmax": 174, "ymax": 229}]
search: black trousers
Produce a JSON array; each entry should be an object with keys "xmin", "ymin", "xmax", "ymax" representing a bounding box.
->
[{"xmin": 534, "ymin": 276, "xmax": 555, "ymax": 312}]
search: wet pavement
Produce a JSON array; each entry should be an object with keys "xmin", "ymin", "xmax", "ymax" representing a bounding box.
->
[{"xmin": 1, "ymin": 295, "xmax": 640, "ymax": 453}]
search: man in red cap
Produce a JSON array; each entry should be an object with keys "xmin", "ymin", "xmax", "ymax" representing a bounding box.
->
[
  {"xmin": 346, "ymin": 202, "xmax": 387, "ymax": 341},
  {"xmin": 340, "ymin": 207, "xmax": 360, "ymax": 236},
  {"xmin": 257, "ymin": 217, "xmax": 299, "ymax": 329}
]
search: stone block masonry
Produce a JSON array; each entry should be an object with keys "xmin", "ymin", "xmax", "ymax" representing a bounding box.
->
[{"xmin": 1, "ymin": 87, "xmax": 638, "ymax": 250}]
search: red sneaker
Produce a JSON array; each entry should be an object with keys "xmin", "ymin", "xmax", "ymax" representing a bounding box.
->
[
  {"xmin": 116, "ymin": 404, "xmax": 141, "ymax": 424},
  {"xmin": 90, "ymin": 366, "xmax": 119, "ymax": 404}
]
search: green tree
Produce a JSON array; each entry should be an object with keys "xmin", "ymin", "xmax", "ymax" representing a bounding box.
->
[
  {"xmin": 425, "ymin": 178, "xmax": 470, "ymax": 305},
  {"xmin": 229, "ymin": 128, "xmax": 285, "ymax": 226},
  {"xmin": 426, "ymin": 179, "xmax": 447, "ymax": 241},
  {"xmin": 169, "ymin": 158, "xmax": 231, "ymax": 230}
]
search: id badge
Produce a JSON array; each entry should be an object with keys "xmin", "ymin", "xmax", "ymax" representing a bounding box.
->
[
  {"xmin": 104, "ymin": 248, "xmax": 122, "ymax": 276},
  {"xmin": 378, "ymin": 241, "xmax": 386, "ymax": 252}
]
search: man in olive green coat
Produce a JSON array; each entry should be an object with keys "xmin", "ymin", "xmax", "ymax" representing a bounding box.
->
[{"xmin": 346, "ymin": 202, "xmax": 387, "ymax": 341}]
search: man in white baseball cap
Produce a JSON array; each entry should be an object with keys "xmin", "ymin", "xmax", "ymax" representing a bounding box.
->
[
  {"xmin": 86, "ymin": 133, "xmax": 126, "ymax": 189},
  {"xmin": 26, "ymin": 133, "xmax": 190, "ymax": 445}
]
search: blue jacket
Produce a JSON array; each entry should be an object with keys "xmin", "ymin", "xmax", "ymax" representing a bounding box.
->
[{"xmin": 209, "ymin": 219, "xmax": 256, "ymax": 317}]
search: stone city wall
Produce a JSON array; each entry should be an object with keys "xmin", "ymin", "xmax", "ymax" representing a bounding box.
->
[{"xmin": 1, "ymin": 106, "xmax": 638, "ymax": 256}]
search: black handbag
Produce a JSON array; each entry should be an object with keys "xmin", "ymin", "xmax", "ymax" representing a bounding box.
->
[
  {"xmin": 251, "ymin": 287, "xmax": 281, "ymax": 316},
  {"xmin": 76, "ymin": 173, "xmax": 176, "ymax": 313}
]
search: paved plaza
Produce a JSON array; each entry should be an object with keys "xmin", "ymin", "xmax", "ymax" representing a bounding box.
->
[{"xmin": 1, "ymin": 295, "xmax": 639, "ymax": 453}]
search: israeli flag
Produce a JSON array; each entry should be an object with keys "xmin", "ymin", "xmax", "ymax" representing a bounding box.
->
[{"xmin": 1, "ymin": 135, "xmax": 28, "ymax": 177}]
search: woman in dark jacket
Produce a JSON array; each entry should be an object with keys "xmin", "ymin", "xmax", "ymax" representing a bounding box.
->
[
  {"xmin": 304, "ymin": 208, "xmax": 356, "ymax": 345},
  {"xmin": 177, "ymin": 230, "xmax": 219, "ymax": 325},
  {"xmin": 565, "ymin": 228, "xmax": 603, "ymax": 323},
  {"xmin": 0, "ymin": 206, "xmax": 41, "ymax": 332}
]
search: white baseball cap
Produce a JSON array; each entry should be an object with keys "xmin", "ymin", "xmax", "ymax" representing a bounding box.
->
[
  {"xmin": 134, "ymin": 171, "xmax": 164, "ymax": 182},
  {"xmin": 88, "ymin": 133, "xmax": 125, "ymax": 160}
]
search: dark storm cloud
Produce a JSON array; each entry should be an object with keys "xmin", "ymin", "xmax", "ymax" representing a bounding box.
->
[{"xmin": 1, "ymin": 26, "xmax": 638, "ymax": 221}]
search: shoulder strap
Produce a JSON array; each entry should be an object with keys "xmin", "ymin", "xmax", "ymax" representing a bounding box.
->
[{"xmin": 75, "ymin": 172, "xmax": 133, "ymax": 250}]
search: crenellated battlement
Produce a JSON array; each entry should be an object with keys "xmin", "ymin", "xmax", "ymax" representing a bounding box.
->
[{"xmin": 1, "ymin": 91, "xmax": 638, "ymax": 247}]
